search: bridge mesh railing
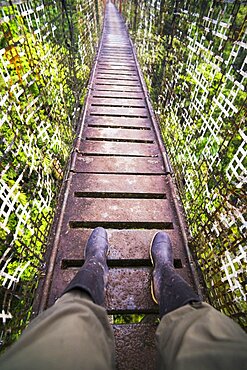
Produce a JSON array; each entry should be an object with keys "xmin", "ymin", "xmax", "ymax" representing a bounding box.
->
[
  {"xmin": 0, "ymin": 0, "xmax": 103, "ymax": 347},
  {"xmin": 117, "ymin": 0, "xmax": 247, "ymax": 328}
]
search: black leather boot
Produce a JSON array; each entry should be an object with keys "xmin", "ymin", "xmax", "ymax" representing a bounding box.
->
[
  {"xmin": 62, "ymin": 227, "xmax": 109, "ymax": 306},
  {"xmin": 150, "ymin": 232, "xmax": 200, "ymax": 317}
]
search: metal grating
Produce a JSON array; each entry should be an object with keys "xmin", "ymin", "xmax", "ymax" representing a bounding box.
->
[
  {"xmin": 0, "ymin": 0, "xmax": 103, "ymax": 347},
  {"xmin": 118, "ymin": 0, "xmax": 247, "ymax": 328}
]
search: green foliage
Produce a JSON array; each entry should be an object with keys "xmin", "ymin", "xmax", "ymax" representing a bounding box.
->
[
  {"xmin": 0, "ymin": 0, "xmax": 103, "ymax": 346},
  {"xmin": 113, "ymin": 314, "xmax": 146, "ymax": 324}
]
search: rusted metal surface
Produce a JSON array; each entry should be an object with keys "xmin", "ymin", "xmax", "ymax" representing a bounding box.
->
[
  {"xmin": 96, "ymin": 70, "xmax": 137, "ymax": 75},
  {"xmin": 91, "ymin": 91, "xmax": 143, "ymax": 98},
  {"xmin": 74, "ymin": 156, "xmax": 165, "ymax": 173},
  {"xmin": 48, "ymin": 265, "xmax": 191, "ymax": 310},
  {"xmin": 113, "ymin": 323, "xmax": 157, "ymax": 370},
  {"xmin": 84, "ymin": 127, "xmax": 153, "ymax": 141},
  {"xmin": 58, "ymin": 225, "xmax": 187, "ymax": 260},
  {"xmin": 94, "ymin": 81, "xmax": 141, "ymax": 88},
  {"xmin": 48, "ymin": 267, "xmax": 158, "ymax": 311},
  {"xmin": 97, "ymin": 64, "xmax": 137, "ymax": 70},
  {"xmin": 65, "ymin": 197, "xmax": 174, "ymax": 225},
  {"xmin": 108, "ymin": 267, "xmax": 156, "ymax": 312},
  {"xmin": 90, "ymin": 97, "xmax": 145, "ymax": 106},
  {"xmin": 93, "ymin": 84, "xmax": 141, "ymax": 92},
  {"xmin": 90, "ymin": 106, "xmax": 147, "ymax": 115},
  {"xmin": 56, "ymin": 228, "xmax": 189, "ymax": 262},
  {"xmin": 39, "ymin": 2, "xmax": 200, "ymax": 369},
  {"xmin": 79, "ymin": 141, "xmax": 159, "ymax": 156},
  {"xmin": 86, "ymin": 116, "xmax": 150, "ymax": 128},
  {"xmin": 96, "ymin": 75, "xmax": 139, "ymax": 82},
  {"xmin": 71, "ymin": 173, "xmax": 166, "ymax": 195}
]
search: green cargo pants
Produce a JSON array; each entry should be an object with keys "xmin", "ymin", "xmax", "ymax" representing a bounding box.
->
[{"xmin": 1, "ymin": 290, "xmax": 246, "ymax": 370}]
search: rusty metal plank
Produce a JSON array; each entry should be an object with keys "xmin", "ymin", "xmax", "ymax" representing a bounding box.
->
[
  {"xmin": 96, "ymin": 75, "xmax": 139, "ymax": 81},
  {"xmin": 99, "ymin": 60, "xmax": 135, "ymax": 65},
  {"xmin": 55, "ymin": 228, "xmax": 189, "ymax": 263},
  {"xmin": 93, "ymin": 85, "xmax": 141, "ymax": 92},
  {"xmin": 48, "ymin": 267, "xmax": 158, "ymax": 312},
  {"xmin": 96, "ymin": 68, "xmax": 139, "ymax": 79},
  {"xmin": 79, "ymin": 141, "xmax": 159, "ymax": 157},
  {"xmin": 74, "ymin": 155, "xmax": 165, "ymax": 174},
  {"xmin": 101, "ymin": 50, "xmax": 132, "ymax": 53},
  {"xmin": 97, "ymin": 63, "xmax": 136, "ymax": 68},
  {"xmin": 100, "ymin": 47, "xmax": 132, "ymax": 50},
  {"xmin": 84, "ymin": 127, "xmax": 153, "ymax": 141},
  {"xmin": 102, "ymin": 45, "xmax": 131, "ymax": 49},
  {"xmin": 85, "ymin": 116, "xmax": 151, "ymax": 128},
  {"xmin": 96, "ymin": 70, "xmax": 137, "ymax": 76},
  {"xmin": 100, "ymin": 55, "xmax": 134, "ymax": 60},
  {"xmin": 90, "ymin": 98, "xmax": 145, "ymax": 107},
  {"xmin": 71, "ymin": 173, "xmax": 166, "ymax": 196},
  {"xmin": 102, "ymin": 44, "xmax": 130, "ymax": 47},
  {"xmin": 65, "ymin": 197, "xmax": 174, "ymax": 225},
  {"xmin": 89, "ymin": 106, "xmax": 147, "ymax": 116},
  {"xmin": 99, "ymin": 59, "xmax": 135, "ymax": 64},
  {"xmin": 97, "ymin": 64, "xmax": 136, "ymax": 70},
  {"xmin": 113, "ymin": 323, "xmax": 157, "ymax": 370},
  {"xmin": 98, "ymin": 60, "xmax": 135, "ymax": 65},
  {"xmin": 100, "ymin": 58, "xmax": 131, "ymax": 64},
  {"xmin": 100, "ymin": 49, "xmax": 131, "ymax": 53},
  {"xmin": 107, "ymin": 268, "xmax": 156, "ymax": 312},
  {"xmin": 91, "ymin": 91, "xmax": 144, "ymax": 99},
  {"xmin": 100, "ymin": 53, "xmax": 134, "ymax": 58},
  {"xmin": 48, "ymin": 263, "xmax": 193, "ymax": 311},
  {"xmin": 101, "ymin": 48, "xmax": 132, "ymax": 53},
  {"xmin": 94, "ymin": 79, "xmax": 140, "ymax": 87},
  {"xmin": 101, "ymin": 44, "xmax": 130, "ymax": 47},
  {"xmin": 101, "ymin": 47, "xmax": 132, "ymax": 51},
  {"xmin": 102, "ymin": 46, "xmax": 132, "ymax": 49},
  {"xmin": 107, "ymin": 229, "xmax": 187, "ymax": 262}
]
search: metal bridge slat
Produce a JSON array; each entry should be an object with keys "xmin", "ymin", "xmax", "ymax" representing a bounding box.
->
[
  {"xmin": 84, "ymin": 127, "xmax": 153, "ymax": 141},
  {"xmin": 66, "ymin": 197, "xmax": 174, "ymax": 225},
  {"xmin": 90, "ymin": 97, "xmax": 146, "ymax": 107},
  {"xmin": 85, "ymin": 116, "xmax": 150, "ymax": 128},
  {"xmin": 113, "ymin": 324, "xmax": 157, "ymax": 370},
  {"xmin": 93, "ymin": 84, "xmax": 142, "ymax": 92},
  {"xmin": 71, "ymin": 173, "xmax": 166, "ymax": 195},
  {"xmin": 55, "ymin": 228, "xmax": 189, "ymax": 263},
  {"xmin": 74, "ymin": 156, "xmax": 165, "ymax": 174},
  {"xmin": 79, "ymin": 141, "xmax": 159, "ymax": 157}
]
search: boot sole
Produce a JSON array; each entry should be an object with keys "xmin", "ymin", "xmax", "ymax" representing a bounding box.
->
[{"xmin": 149, "ymin": 232, "xmax": 159, "ymax": 304}]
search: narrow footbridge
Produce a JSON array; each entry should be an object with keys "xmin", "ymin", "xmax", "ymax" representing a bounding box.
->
[{"xmin": 37, "ymin": 3, "xmax": 199, "ymax": 369}]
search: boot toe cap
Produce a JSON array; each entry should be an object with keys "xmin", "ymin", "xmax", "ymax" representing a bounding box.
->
[{"xmin": 151, "ymin": 232, "xmax": 173, "ymax": 265}]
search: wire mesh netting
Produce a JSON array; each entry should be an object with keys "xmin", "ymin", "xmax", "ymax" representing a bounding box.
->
[
  {"xmin": 118, "ymin": 0, "xmax": 247, "ymax": 328},
  {"xmin": 0, "ymin": 0, "xmax": 103, "ymax": 347}
]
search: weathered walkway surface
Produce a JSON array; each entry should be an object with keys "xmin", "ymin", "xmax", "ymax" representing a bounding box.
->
[{"xmin": 38, "ymin": 3, "xmax": 198, "ymax": 369}]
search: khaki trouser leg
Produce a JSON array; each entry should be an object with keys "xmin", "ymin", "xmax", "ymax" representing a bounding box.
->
[
  {"xmin": 156, "ymin": 302, "xmax": 247, "ymax": 370},
  {"xmin": 0, "ymin": 290, "xmax": 115, "ymax": 370}
]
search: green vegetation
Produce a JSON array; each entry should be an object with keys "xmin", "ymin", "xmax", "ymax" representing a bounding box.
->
[{"xmin": 0, "ymin": 0, "xmax": 103, "ymax": 346}]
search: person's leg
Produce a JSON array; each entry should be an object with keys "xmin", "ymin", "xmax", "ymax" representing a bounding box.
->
[
  {"xmin": 0, "ymin": 227, "xmax": 115, "ymax": 370},
  {"xmin": 156, "ymin": 301, "xmax": 247, "ymax": 370},
  {"xmin": 151, "ymin": 232, "xmax": 247, "ymax": 370},
  {"xmin": 1, "ymin": 290, "xmax": 115, "ymax": 370}
]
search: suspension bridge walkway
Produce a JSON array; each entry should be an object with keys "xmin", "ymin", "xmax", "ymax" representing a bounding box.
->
[{"xmin": 36, "ymin": 2, "xmax": 199, "ymax": 369}]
